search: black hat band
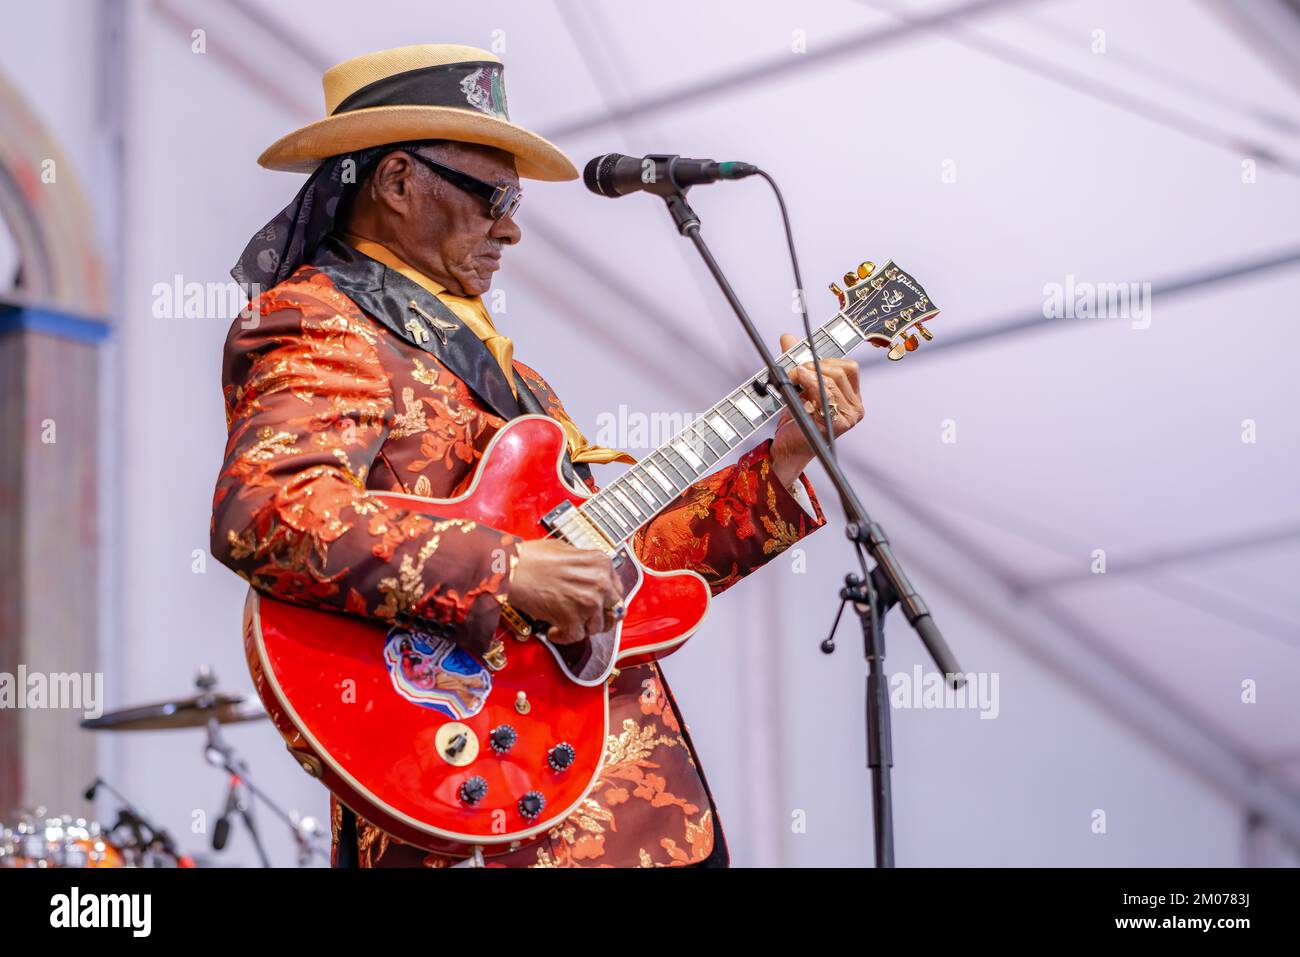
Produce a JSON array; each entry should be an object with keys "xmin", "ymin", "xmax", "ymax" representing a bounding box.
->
[{"xmin": 331, "ymin": 61, "xmax": 510, "ymax": 121}]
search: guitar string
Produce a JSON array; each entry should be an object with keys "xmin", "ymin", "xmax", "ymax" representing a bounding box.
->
[
  {"xmin": 515, "ymin": 274, "xmax": 920, "ymax": 629},
  {"xmin": 558, "ymin": 290, "xmax": 890, "ymax": 550},
  {"xmin": 543, "ymin": 270, "xmax": 927, "ymax": 555},
  {"xmin": 572, "ymin": 275, "xmax": 902, "ymax": 547}
]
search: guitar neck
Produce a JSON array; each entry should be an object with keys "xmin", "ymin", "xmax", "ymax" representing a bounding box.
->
[
  {"xmin": 571, "ymin": 266, "xmax": 926, "ymax": 549},
  {"xmin": 553, "ymin": 257, "xmax": 941, "ymax": 548}
]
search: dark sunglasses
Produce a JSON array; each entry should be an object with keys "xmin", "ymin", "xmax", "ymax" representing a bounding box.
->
[{"xmin": 401, "ymin": 149, "xmax": 522, "ymax": 221}]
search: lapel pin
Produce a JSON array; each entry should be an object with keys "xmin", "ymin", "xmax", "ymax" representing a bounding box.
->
[
  {"xmin": 409, "ymin": 300, "xmax": 458, "ymax": 346},
  {"xmin": 404, "ymin": 316, "xmax": 431, "ymax": 344}
]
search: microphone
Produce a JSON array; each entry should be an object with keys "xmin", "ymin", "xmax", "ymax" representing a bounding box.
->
[
  {"xmin": 584, "ymin": 153, "xmax": 758, "ymax": 198},
  {"xmin": 212, "ymin": 777, "xmax": 240, "ymax": 851},
  {"xmin": 212, "ymin": 813, "xmax": 232, "ymax": 851}
]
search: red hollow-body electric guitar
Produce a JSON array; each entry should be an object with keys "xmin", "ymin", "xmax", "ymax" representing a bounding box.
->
[{"xmin": 245, "ymin": 261, "xmax": 939, "ymax": 859}]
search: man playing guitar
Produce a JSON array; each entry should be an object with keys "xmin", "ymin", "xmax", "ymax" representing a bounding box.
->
[{"xmin": 213, "ymin": 44, "xmax": 865, "ymax": 868}]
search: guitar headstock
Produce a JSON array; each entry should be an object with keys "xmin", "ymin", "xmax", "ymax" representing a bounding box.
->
[{"xmin": 831, "ymin": 261, "xmax": 940, "ymax": 360}]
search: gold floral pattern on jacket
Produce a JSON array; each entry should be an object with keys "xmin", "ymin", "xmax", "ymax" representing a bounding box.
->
[{"xmin": 214, "ymin": 265, "xmax": 826, "ymax": 869}]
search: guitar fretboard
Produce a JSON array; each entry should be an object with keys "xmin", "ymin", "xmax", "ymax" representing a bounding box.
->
[{"xmin": 550, "ymin": 300, "xmax": 880, "ymax": 552}]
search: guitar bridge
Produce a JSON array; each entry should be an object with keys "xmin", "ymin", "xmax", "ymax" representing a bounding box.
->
[
  {"xmin": 499, "ymin": 604, "xmax": 538, "ymax": 641},
  {"xmin": 481, "ymin": 638, "xmax": 508, "ymax": 671}
]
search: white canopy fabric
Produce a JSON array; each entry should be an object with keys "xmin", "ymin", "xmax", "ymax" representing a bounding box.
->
[
  {"xmin": 7, "ymin": 0, "xmax": 1292, "ymax": 865},
  {"xmin": 245, "ymin": 0, "xmax": 1300, "ymax": 811}
]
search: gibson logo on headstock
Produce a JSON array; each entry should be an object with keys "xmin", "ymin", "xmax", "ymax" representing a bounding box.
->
[{"xmin": 849, "ymin": 264, "xmax": 932, "ymax": 335}]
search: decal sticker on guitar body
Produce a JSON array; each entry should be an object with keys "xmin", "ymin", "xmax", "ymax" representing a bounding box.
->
[{"xmin": 384, "ymin": 627, "xmax": 491, "ymax": 719}]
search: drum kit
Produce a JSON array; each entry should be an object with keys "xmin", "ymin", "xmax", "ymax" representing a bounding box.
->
[
  {"xmin": 0, "ymin": 813, "xmax": 127, "ymax": 869},
  {"xmin": 0, "ymin": 667, "xmax": 327, "ymax": 868}
]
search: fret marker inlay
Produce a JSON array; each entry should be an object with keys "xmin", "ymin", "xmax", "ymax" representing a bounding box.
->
[
  {"xmin": 672, "ymin": 440, "xmax": 703, "ymax": 470},
  {"xmin": 707, "ymin": 414, "xmax": 736, "ymax": 441},
  {"xmin": 613, "ymin": 489, "xmax": 641, "ymax": 518},
  {"xmin": 830, "ymin": 319, "xmax": 856, "ymax": 346},
  {"xmin": 735, "ymin": 394, "xmax": 763, "ymax": 421},
  {"xmin": 629, "ymin": 476, "xmax": 658, "ymax": 505},
  {"xmin": 645, "ymin": 464, "xmax": 675, "ymax": 492}
]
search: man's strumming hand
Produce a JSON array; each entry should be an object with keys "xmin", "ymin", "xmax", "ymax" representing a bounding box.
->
[{"xmin": 509, "ymin": 539, "xmax": 625, "ymax": 645}]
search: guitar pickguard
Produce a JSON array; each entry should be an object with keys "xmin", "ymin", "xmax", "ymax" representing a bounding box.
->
[{"xmin": 541, "ymin": 533, "xmax": 645, "ymax": 685}]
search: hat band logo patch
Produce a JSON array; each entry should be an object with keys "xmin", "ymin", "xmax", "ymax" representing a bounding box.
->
[{"xmin": 460, "ymin": 66, "xmax": 509, "ymax": 120}]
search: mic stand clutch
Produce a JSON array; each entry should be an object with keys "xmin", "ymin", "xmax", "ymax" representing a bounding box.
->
[
  {"xmin": 203, "ymin": 714, "xmax": 326, "ymax": 867},
  {"xmin": 195, "ymin": 666, "xmax": 326, "ymax": 867},
  {"xmin": 655, "ymin": 162, "xmax": 963, "ymax": 867}
]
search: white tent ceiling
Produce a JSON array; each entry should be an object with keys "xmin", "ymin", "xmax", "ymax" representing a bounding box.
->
[{"xmin": 127, "ymin": 0, "xmax": 1300, "ymax": 858}]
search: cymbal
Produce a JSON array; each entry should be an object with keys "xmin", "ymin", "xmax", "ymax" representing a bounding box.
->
[{"xmin": 81, "ymin": 692, "xmax": 267, "ymax": 732}]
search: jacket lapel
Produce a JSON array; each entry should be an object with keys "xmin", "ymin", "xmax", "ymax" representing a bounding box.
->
[
  {"xmin": 512, "ymin": 367, "xmax": 592, "ymax": 488},
  {"xmin": 311, "ymin": 235, "xmax": 522, "ymax": 421}
]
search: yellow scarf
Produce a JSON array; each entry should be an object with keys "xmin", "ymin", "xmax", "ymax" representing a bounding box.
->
[{"xmin": 345, "ymin": 235, "xmax": 635, "ymax": 466}]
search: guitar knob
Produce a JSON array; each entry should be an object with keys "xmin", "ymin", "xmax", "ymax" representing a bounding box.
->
[
  {"xmin": 518, "ymin": 790, "xmax": 546, "ymax": 820},
  {"xmin": 887, "ymin": 341, "xmax": 907, "ymax": 361},
  {"xmin": 829, "ymin": 282, "xmax": 844, "ymax": 305},
  {"xmin": 857, "ymin": 261, "xmax": 875, "ymax": 279},
  {"xmin": 458, "ymin": 776, "xmax": 488, "ymax": 806},
  {"xmin": 842, "ymin": 272, "xmax": 858, "ymax": 287},
  {"xmin": 904, "ymin": 334, "xmax": 919, "ymax": 352},
  {"xmin": 489, "ymin": 725, "xmax": 518, "ymax": 753},
  {"xmin": 916, "ymin": 323, "xmax": 933, "ymax": 341},
  {"xmin": 547, "ymin": 742, "xmax": 576, "ymax": 771}
]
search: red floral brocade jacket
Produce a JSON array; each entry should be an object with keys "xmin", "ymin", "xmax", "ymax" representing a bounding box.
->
[{"xmin": 210, "ymin": 242, "xmax": 827, "ymax": 867}]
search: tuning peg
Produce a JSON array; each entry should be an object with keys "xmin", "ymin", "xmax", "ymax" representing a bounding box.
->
[
  {"xmin": 915, "ymin": 323, "xmax": 933, "ymax": 341},
  {"xmin": 887, "ymin": 341, "xmax": 907, "ymax": 361},
  {"xmin": 904, "ymin": 334, "xmax": 919, "ymax": 352},
  {"xmin": 843, "ymin": 271, "xmax": 858, "ymax": 287},
  {"xmin": 857, "ymin": 262, "xmax": 875, "ymax": 280},
  {"xmin": 829, "ymin": 282, "xmax": 845, "ymax": 306}
]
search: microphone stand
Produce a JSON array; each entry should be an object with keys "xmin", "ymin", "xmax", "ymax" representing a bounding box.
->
[
  {"xmin": 85, "ymin": 776, "xmax": 180, "ymax": 863},
  {"xmin": 654, "ymin": 164, "xmax": 964, "ymax": 867},
  {"xmin": 203, "ymin": 714, "xmax": 325, "ymax": 867}
]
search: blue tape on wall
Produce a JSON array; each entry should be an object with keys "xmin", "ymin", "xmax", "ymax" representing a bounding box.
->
[{"xmin": 0, "ymin": 304, "xmax": 111, "ymax": 343}]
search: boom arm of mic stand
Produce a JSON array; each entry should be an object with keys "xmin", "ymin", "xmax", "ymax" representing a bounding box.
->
[{"xmin": 660, "ymin": 186, "xmax": 961, "ymax": 685}]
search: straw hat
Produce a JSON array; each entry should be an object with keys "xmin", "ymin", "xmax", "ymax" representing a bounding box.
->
[{"xmin": 257, "ymin": 44, "xmax": 577, "ymax": 181}]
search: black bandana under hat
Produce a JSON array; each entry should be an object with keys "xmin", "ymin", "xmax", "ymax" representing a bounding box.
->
[{"xmin": 230, "ymin": 139, "xmax": 439, "ymax": 296}]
